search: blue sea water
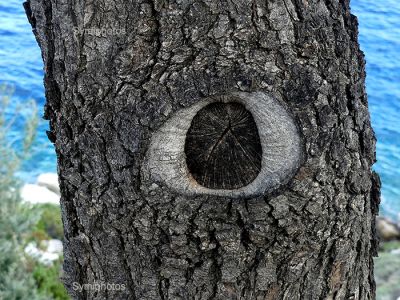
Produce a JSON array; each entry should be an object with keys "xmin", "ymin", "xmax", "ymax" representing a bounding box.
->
[
  {"xmin": 0, "ymin": 0, "xmax": 55, "ymax": 181},
  {"xmin": 0, "ymin": 1, "xmax": 399, "ymax": 218},
  {"xmin": 352, "ymin": 0, "xmax": 400, "ymax": 219}
]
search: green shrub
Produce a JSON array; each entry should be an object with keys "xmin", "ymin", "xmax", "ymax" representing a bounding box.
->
[
  {"xmin": 0, "ymin": 84, "xmax": 43, "ymax": 299},
  {"xmin": 0, "ymin": 166, "xmax": 45, "ymax": 300},
  {"xmin": 33, "ymin": 259, "xmax": 69, "ymax": 300},
  {"xmin": 375, "ymin": 252, "xmax": 400, "ymax": 300},
  {"xmin": 0, "ymin": 84, "xmax": 69, "ymax": 299},
  {"xmin": 379, "ymin": 240, "xmax": 400, "ymax": 253},
  {"xmin": 31, "ymin": 204, "xmax": 64, "ymax": 242}
]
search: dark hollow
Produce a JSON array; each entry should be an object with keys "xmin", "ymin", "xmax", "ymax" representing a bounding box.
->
[{"xmin": 184, "ymin": 102, "xmax": 262, "ymax": 190}]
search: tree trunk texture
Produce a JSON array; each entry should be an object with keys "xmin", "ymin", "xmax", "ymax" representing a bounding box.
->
[{"xmin": 25, "ymin": 0, "xmax": 380, "ymax": 299}]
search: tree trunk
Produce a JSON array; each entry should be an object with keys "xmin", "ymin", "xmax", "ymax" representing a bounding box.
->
[{"xmin": 25, "ymin": 0, "xmax": 380, "ymax": 299}]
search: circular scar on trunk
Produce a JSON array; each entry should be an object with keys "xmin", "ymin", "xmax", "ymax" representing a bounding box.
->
[
  {"xmin": 143, "ymin": 92, "xmax": 303, "ymax": 198},
  {"xmin": 185, "ymin": 102, "xmax": 262, "ymax": 190}
]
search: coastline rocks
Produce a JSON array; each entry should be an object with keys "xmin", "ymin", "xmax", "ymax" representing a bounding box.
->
[
  {"xmin": 43, "ymin": 239, "xmax": 63, "ymax": 254},
  {"xmin": 20, "ymin": 173, "xmax": 60, "ymax": 205},
  {"xmin": 391, "ymin": 248, "xmax": 400, "ymax": 255},
  {"xmin": 37, "ymin": 173, "xmax": 60, "ymax": 195},
  {"xmin": 21, "ymin": 173, "xmax": 63, "ymax": 266},
  {"xmin": 377, "ymin": 217, "xmax": 400, "ymax": 241},
  {"xmin": 25, "ymin": 239, "xmax": 63, "ymax": 266},
  {"xmin": 21, "ymin": 183, "xmax": 59, "ymax": 205}
]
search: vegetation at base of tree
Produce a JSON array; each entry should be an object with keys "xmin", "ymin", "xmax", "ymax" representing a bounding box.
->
[
  {"xmin": 379, "ymin": 240, "xmax": 400, "ymax": 253},
  {"xmin": 30, "ymin": 204, "xmax": 64, "ymax": 242},
  {"xmin": 0, "ymin": 190, "xmax": 43, "ymax": 300},
  {"xmin": 32, "ymin": 258, "xmax": 69, "ymax": 300},
  {"xmin": 375, "ymin": 251, "xmax": 400, "ymax": 300},
  {"xmin": 0, "ymin": 84, "xmax": 69, "ymax": 299}
]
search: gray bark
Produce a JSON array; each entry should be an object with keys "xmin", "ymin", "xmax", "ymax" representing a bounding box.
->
[{"xmin": 25, "ymin": 0, "xmax": 380, "ymax": 299}]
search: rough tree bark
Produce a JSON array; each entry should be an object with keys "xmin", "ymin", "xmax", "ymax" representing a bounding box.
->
[{"xmin": 25, "ymin": 0, "xmax": 380, "ymax": 299}]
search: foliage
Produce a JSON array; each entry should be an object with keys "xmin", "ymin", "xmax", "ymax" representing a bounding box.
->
[
  {"xmin": 0, "ymin": 196, "xmax": 44, "ymax": 300},
  {"xmin": 33, "ymin": 259, "xmax": 69, "ymax": 300},
  {"xmin": 0, "ymin": 84, "xmax": 43, "ymax": 298},
  {"xmin": 31, "ymin": 204, "xmax": 64, "ymax": 242},
  {"xmin": 0, "ymin": 84, "xmax": 38, "ymax": 184},
  {"xmin": 374, "ymin": 251, "xmax": 400, "ymax": 300},
  {"xmin": 0, "ymin": 84, "xmax": 69, "ymax": 299},
  {"xmin": 379, "ymin": 240, "xmax": 400, "ymax": 253}
]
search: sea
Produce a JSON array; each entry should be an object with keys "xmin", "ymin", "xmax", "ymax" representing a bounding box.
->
[{"xmin": 0, "ymin": 0, "xmax": 399, "ymax": 219}]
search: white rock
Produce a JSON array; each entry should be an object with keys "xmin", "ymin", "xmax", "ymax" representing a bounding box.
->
[
  {"xmin": 25, "ymin": 241, "xmax": 62, "ymax": 266},
  {"xmin": 37, "ymin": 173, "xmax": 60, "ymax": 195},
  {"xmin": 390, "ymin": 248, "xmax": 400, "ymax": 255},
  {"xmin": 46, "ymin": 239, "xmax": 63, "ymax": 254},
  {"xmin": 21, "ymin": 184, "xmax": 59, "ymax": 205},
  {"xmin": 377, "ymin": 217, "xmax": 400, "ymax": 241},
  {"xmin": 25, "ymin": 242, "xmax": 42, "ymax": 259},
  {"xmin": 40, "ymin": 252, "xmax": 60, "ymax": 265}
]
